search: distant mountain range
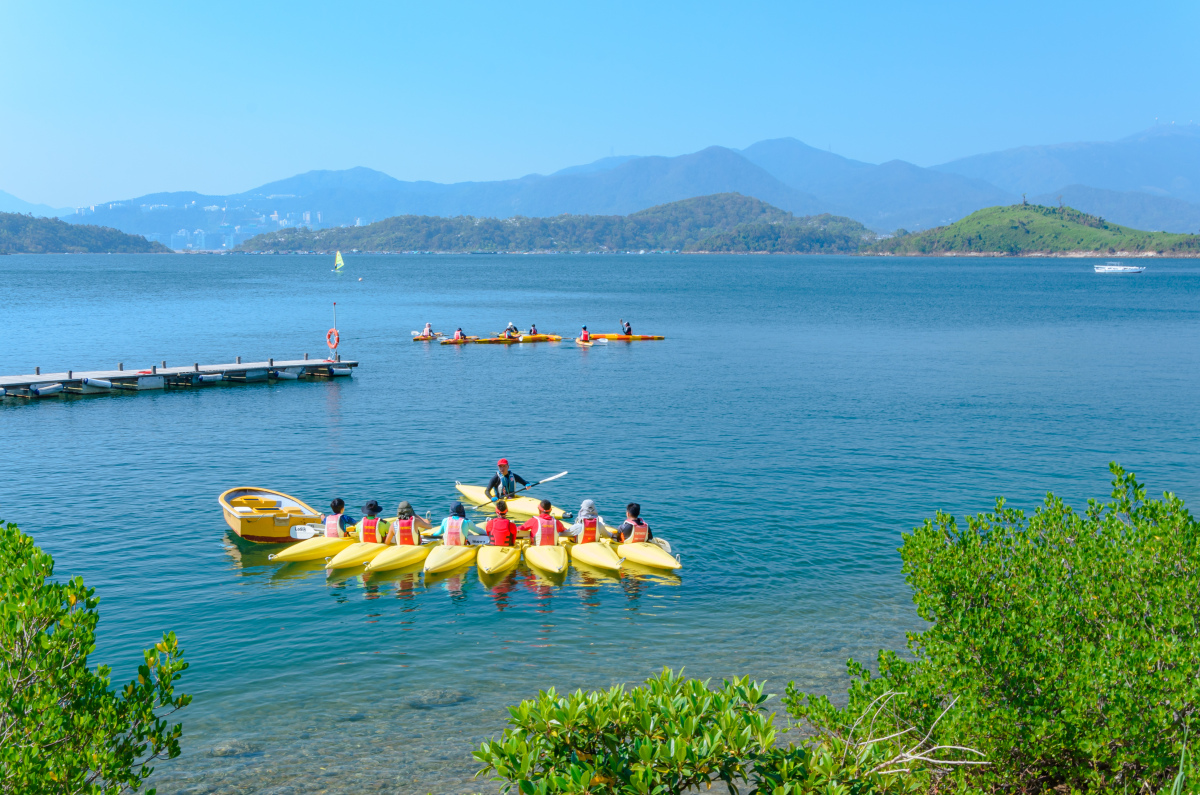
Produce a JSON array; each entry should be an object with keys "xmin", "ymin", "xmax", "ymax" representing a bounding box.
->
[{"xmin": 6, "ymin": 124, "xmax": 1198, "ymax": 246}]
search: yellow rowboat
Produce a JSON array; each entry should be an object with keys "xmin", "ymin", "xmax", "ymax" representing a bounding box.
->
[
  {"xmin": 618, "ymin": 541, "xmax": 681, "ymax": 570},
  {"xmin": 365, "ymin": 543, "xmax": 436, "ymax": 573},
  {"xmin": 219, "ymin": 487, "xmax": 322, "ymax": 543},
  {"xmin": 524, "ymin": 544, "xmax": 568, "ymax": 575},
  {"xmin": 326, "ymin": 541, "xmax": 389, "ymax": 570},
  {"xmin": 569, "ymin": 539, "xmax": 623, "ymax": 571},
  {"xmin": 455, "ymin": 483, "xmax": 569, "ymax": 519},
  {"xmin": 424, "ymin": 544, "xmax": 478, "ymax": 574},
  {"xmin": 269, "ymin": 534, "xmax": 356, "ymax": 563},
  {"xmin": 478, "ymin": 544, "xmax": 521, "ymax": 574}
]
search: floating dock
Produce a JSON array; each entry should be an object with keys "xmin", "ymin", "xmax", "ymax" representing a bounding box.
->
[{"xmin": 0, "ymin": 356, "xmax": 358, "ymax": 400}]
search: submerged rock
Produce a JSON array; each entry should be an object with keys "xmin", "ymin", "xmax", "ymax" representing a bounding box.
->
[
  {"xmin": 406, "ymin": 688, "xmax": 470, "ymax": 709},
  {"xmin": 208, "ymin": 739, "xmax": 262, "ymax": 757},
  {"xmin": 337, "ymin": 712, "xmax": 368, "ymax": 722}
]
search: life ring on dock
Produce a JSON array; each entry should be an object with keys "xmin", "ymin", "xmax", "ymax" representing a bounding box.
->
[{"xmin": 326, "ymin": 328, "xmax": 339, "ymax": 350}]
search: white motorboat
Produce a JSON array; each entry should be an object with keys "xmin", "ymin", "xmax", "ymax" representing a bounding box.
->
[{"xmin": 1094, "ymin": 261, "xmax": 1145, "ymax": 274}]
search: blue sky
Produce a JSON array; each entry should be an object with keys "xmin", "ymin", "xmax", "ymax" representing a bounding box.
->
[{"xmin": 2, "ymin": 0, "xmax": 1196, "ymax": 206}]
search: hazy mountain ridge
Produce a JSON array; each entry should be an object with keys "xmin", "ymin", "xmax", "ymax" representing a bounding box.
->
[
  {"xmin": 0, "ymin": 212, "xmax": 171, "ymax": 253},
  {"xmin": 35, "ymin": 123, "xmax": 1200, "ymax": 246}
]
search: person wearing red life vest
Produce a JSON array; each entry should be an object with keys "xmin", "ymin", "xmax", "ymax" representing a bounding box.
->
[
  {"xmin": 567, "ymin": 499, "xmax": 612, "ymax": 543},
  {"xmin": 428, "ymin": 502, "xmax": 484, "ymax": 546},
  {"xmin": 453, "ymin": 328, "xmax": 466, "ymax": 341},
  {"xmin": 320, "ymin": 498, "xmax": 358, "ymax": 538},
  {"xmin": 484, "ymin": 500, "xmax": 520, "ymax": 547},
  {"xmin": 520, "ymin": 499, "xmax": 567, "ymax": 546},
  {"xmin": 351, "ymin": 500, "xmax": 387, "ymax": 543},
  {"xmin": 579, "ymin": 325, "xmax": 591, "ymax": 342},
  {"xmin": 385, "ymin": 500, "xmax": 433, "ymax": 546},
  {"xmin": 616, "ymin": 502, "xmax": 653, "ymax": 543}
]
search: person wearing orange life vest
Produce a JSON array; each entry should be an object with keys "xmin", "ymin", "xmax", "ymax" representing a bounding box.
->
[
  {"xmin": 520, "ymin": 499, "xmax": 567, "ymax": 546},
  {"xmin": 567, "ymin": 499, "xmax": 613, "ymax": 543},
  {"xmin": 384, "ymin": 501, "xmax": 432, "ymax": 546},
  {"xmin": 352, "ymin": 500, "xmax": 388, "ymax": 544},
  {"xmin": 320, "ymin": 498, "xmax": 358, "ymax": 538},
  {"xmin": 427, "ymin": 502, "xmax": 484, "ymax": 546},
  {"xmin": 484, "ymin": 500, "xmax": 520, "ymax": 547},
  {"xmin": 616, "ymin": 502, "xmax": 654, "ymax": 543}
]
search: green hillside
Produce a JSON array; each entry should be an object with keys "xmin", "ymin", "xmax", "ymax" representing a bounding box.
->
[
  {"xmin": 237, "ymin": 193, "xmax": 872, "ymax": 254},
  {"xmin": 871, "ymin": 203, "xmax": 1200, "ymax": 256},
  {"xmin": 0, "ymin": 212, "xmax": 170, "ymax": 254}
]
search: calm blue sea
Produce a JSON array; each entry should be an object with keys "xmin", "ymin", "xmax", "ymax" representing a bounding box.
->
[{"xmin": 2, "ymin": 253, "xmax": 1199, "ymax": 794}]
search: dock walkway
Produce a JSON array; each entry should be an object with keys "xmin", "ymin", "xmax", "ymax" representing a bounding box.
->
[{"xmin": 0, "ymin": 356, "xmax": 358, "ymax": 399}]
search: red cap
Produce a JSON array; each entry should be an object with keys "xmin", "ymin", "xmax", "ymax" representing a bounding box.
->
[{"xmin": 497, "ymin": 458, "xmax": 508, "ymax": 466}]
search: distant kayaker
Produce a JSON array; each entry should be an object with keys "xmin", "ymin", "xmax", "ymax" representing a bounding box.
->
[
  {"xmin": 521, "ymin": 499, "xmax": 567, "ymax": 546},
  {"xmin": 453, "ymin": 328, "xmax": 466, "ymax": 341},
  {"xmin": 484, "ymin": 500, "xmax": 519, "ymax": 547},
  {"xmin": 385, "ymin": 501, "xmax": 432, "ymax": 546},
  {"xmin": 619, "ymin": 319, "xmax": 632, "ymax": 336},
  {"xmin": 485, "ymin": 459, "xmax": 528, "ymax": 501},
  {"xmin": 321, "ymin": 498, "xmax": 358, "ymax": 538},
  {"xmin": 422, "ymin": 323, "xmax": 435, "ymax": 337},
  {"xmin": 503, "ymin": 322, "xmax": 520, "ymax": 339},
  {"xmin": 616, "ymin": 503, "xmax": 653, "ymax": 543},
  {"xmin": 528, "ymin": 323, "xmax": 538, "ymax": 335},
  {"xmin": 580, "ymin": 325, "xmax": 591, "ymax": 342},
  {"xmin": 353, "ymin": 500, "xmax": 387, "ymax": 544},
  {"xmin": 567, "ymin": 499, "xmax": 612, "ymax": 542},
  {"xmin": 428, "ymin": 502, "xmax": 484, "ymax": 546}
]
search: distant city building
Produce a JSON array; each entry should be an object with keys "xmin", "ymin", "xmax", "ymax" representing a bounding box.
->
[
  {"xmin": 170, "ymin": 228, "xmax": 190, "ymax": 250},
  {"xmin": 302, "ymin": 211, "xmax": 311, "ymax": 225},
  {"xmin": 193, "ymin": 229, "xmax": 206, "ymax": 249}
]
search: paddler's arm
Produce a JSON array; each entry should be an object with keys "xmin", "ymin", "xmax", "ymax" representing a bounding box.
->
[
  {"xmin": 513, "ymin": 473, "xmax": 528, "ymax": 487},
  {"xmin": 464, "ymin": 520, "xmax": 485, "ymax": 536},
  {"xmin": 426, "ymin": 519, "xmax": 447, "ymax": 538},
  {"xmin": 484, "ymin": 474, "xmax": 501, "ymax": 500},
  {"xmin": 414, "ymin": 515, "xmax": 433, "ymax": 530}
]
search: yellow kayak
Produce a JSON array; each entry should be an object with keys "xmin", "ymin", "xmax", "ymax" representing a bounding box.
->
[
  {"xmin": 325, "ymin": 542, "xmax": 388, "ymax": 570},
  {"xmin": 478, "ymin": 545, "xmax": 521, "ymax": 574},
  {"xmin": 455, "ymin": 483, "xmax": 569, "ymax": 519},
  {"xmin": 519, "ymin": 334, "xmax": 562, "ymax": 342},
  {"xmin": 618, "ymin": 541, "xmax": 680, "ymax": 570},
  {"xmin": 268, "ymin": 534, "xmax": 356, "ymax": 563},
  {"xmin": 569, "ymin": 539, "xmax": 623, "ymax": 571},
  {"xmin": 365, "ymin": 543, "xmax": 434, "ymax": 573},
  {"xmin": 525, "ymin": 544, "xmax": 568, "ymax": 575},
  {"xmin": 424, "ymin": 544, "xmax": 478, "ymax": 573}
]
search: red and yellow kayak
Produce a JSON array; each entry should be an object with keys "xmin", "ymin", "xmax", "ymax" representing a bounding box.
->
[
  {"xmin": 474, "ymin": 337, "xmax": 521, "ymax": 345},
  {"xmin": 440, "ymin": 336, "xmax": 480, "ymax": 345},
  {"xmin": 519, "ymin": 334, "xmax": 562, "ymax": 342},
  {"xmin": 590, "ymin": 334, "xmax": 665, "ymax": 341}
]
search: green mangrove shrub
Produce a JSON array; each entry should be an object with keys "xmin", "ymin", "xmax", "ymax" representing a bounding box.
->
[{"xmin": 0, "ymin": 521, "xmax": 190, "ymax": 795}]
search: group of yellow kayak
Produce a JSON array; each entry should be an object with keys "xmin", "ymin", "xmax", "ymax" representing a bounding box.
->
[
  {"xmin": 258, "ymin": 482, "xmax": 681, "ymax": 578},
  {"xmin": 412, "ymin": 321, "xmax": 664, "ymax": 346}
]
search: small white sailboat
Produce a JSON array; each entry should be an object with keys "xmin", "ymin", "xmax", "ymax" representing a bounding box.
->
[
  {"xmin": 1094, "ymin": 260, "xmax": 1145, "ymax": 274},
  {"xmin": 332, "ymin": 251, "xmax": 345, "ymax": 273}
]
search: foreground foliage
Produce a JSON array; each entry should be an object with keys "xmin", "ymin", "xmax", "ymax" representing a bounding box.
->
[
  {"xmin": 0, "ymin": 521, "xmax": 190, "ymax": 795},
  {"xmin": 482, "ymin": 465, "xmax": 1200, "ymax": 793}
]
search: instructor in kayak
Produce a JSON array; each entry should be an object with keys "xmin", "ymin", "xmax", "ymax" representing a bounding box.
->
[
  {"xmin": 485, "ymin": 459, "xmax": 528, "ymax": 501},
  {"xmin": 385, "ymin": 501, "xmax": 432, "ymax": 545},
  {"xmin": 521, "ymin": 499, "xmax": 567, "ymax": 546},
  {"xmin": 427, "ymin": 503, "xmax": 485, "ymax": 546},
  {"xmin": 619, "ymin": 319, "xmax": 632, "ymax": 336}
]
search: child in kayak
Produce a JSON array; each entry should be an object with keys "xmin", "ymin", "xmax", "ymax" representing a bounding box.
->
[
  {"xmin": 616, "ymin": 503, "xmax": 653, "ymax": 543},
  {"xmin": 428, "ymin": 503, "xmax": 484, "ymax": 546},
  {"xmin": 421, "ymin": 323, "xmax": 435, "ymax": 337},
  {"xmin": 503, "ymin": 322, "xmax": 520, "ymax": 339},
  {"xmin": 528, "ymin": 324, "xmax": 539, "ymax": 335},
  {"xmin": 484, "ymin": 500, "xmax": 519, "ymax": 547},
  {"xmin": 453, "ymin": 328, "xmax": 466, "ymax": 341},
  {"xmin": 619, "ymin": 319, "xmax": 632, "ymax": 336},
  {"xmin": 579, "ymin": 326, "xmax": 591, "ymax": 342},
  {"xmin": 385, "ymin": 501, "xmax": 432, "ymax": 545},
  {"xmin": 320, "ymin": 498, "xmax": 358, "ymax": 538},
  {"xmin": 353, "ymin": 500, "xmax": 387, "ymax": 543},
  {"xmin": 521, "ymin": 500, "xmax": 567, "ymax": 546},
  {"xmin": 567, "ymin": 499, "xmax": 612, "ymax": 542}
]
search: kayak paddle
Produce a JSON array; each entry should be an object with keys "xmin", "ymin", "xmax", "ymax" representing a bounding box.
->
[{"xmin": 490, "ymin": 470, "xmax": 568, "ymax": 503}]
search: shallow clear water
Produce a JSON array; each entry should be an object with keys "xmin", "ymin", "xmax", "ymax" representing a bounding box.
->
[{"xmin": 2, "ymin": 253, "xmax": 1199, "ymax": 794}]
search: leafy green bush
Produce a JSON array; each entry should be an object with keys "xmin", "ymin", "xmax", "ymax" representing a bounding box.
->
[
  {"xmin": 0, "ymin": 521, "xmax": 190, "ymax": 795},
  {"xmin": 790, "ymin": 464, "xmax": 1200, "ymax": 793}
]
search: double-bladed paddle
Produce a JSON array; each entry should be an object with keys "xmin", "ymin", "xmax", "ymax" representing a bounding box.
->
[{"xmin": 490, "ymin": 470, "xmax": 568, "ymax": 503}]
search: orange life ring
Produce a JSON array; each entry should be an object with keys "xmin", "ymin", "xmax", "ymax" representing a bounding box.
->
[{"xmin": 326, "ymin": 328, "xmax": 339, "ymax": 349}]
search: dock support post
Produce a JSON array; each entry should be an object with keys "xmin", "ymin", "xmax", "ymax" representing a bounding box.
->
[
  {"xmin": 304, "ymin": 353, "xmax": 309, "ymax": 360},
  {"xmin": 237, "ymin": 356, "xmax": 242, "ymax": 364},
  {"xmin": 119, "ymin": 363, "xmax": 123, "ymax": 371},
  {"xmin": 35, "ymin": 367, "xmax": 40, "ymax": 375},
  {"xmin": 161, "ymin": 360, "xmax": 166, "ymax": 368},
  {"xmin": 68, "ymin": 370, "xmax": 72, "ymax": 379},
  {"xmin": 269, "ymin": 358, "xmax": 273, "ymax": 366},
  {"xmin": 152, "ymin": 365, "xmax": 157, "ymax": 374},
  {"xmin": 194, "ymin": 363, "xmax": 198, "ymax": 371}
]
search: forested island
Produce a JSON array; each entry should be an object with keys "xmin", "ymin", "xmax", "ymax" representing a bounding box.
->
[
  {"xmin": 236, "ymin": 193, "xmax": 874, "ymax": 254},
  {"xmin": 868, "ymin": 203, "xmax": 1200, "ymax": 256},
  {"xmin": 0, "ymin": 212, "xmax": 170, "ymax": 254}
]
